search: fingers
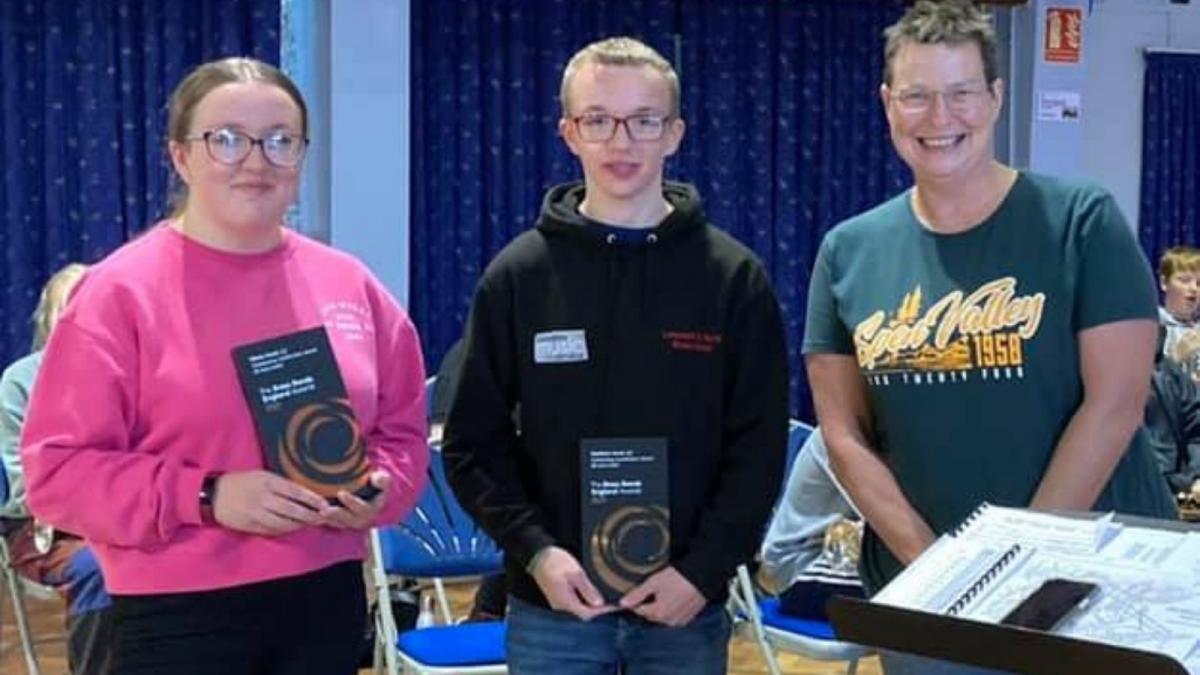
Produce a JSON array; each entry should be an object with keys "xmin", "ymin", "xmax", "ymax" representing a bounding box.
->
[
  {"xmin": 265, "ymin": 475, "xmax": 328, "ymax": 512},
  {"xmin": 573, "ymin": 571, "xmax": 606, "ymax": 609},
  {"xmin": 619, "ymin": 580, "xmax": 655, "ymax": 610},
  {"xmin": 321, "ymin": 483, "xmax": 387, "ymax": 530},
  {"xmin": 261, "ymin": 492, "xmax": 324, "ymax": 527},
  {"xmin": 632, "ymin": 596, "xmax": 702, "ymax": 627},
  {"xmin": 245, "ymin": 508, "xmax": 309, "ymax": 536}
]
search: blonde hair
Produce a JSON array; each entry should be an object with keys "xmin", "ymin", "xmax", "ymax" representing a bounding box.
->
[
  {"xmin": 32, "ymin": 263, "xmax": 87, "ymax": 351},
  {"xmin": 559, "ymin": 37, "xmax": 680, "ymax": 117},
  {"xmin": 1159, "ymin": 246, "xmax": 1200, "ymax": 281},
  {"xmin": 883, "ymin": 0, "xmax": 998, "ymax": 87},
  {"xmin": 166, "ymin": 57, "xmax": 308, "ymax": 217}
]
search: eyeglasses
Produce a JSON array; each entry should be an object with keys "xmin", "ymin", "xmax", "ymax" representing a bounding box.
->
[
  {"xmin": 891, "ymin": 83, "xmax": 992, "ymax": 114},
  {"xmin": 570, "ymin": 113, "xmax": 675, "ymax": 143},
  {"xmin": 184, "ymin": 127, "xmax": 309, "ymax": 168}
]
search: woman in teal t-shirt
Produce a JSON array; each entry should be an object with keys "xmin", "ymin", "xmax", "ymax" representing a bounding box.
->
[{"xmin": 803, "ymin": 2, "xmax": 1174, "ymax": 673}]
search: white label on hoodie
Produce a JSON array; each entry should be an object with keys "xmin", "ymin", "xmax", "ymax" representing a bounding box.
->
[{"xmin": 534, "ymin": 330, "xmax": 589, "ymax": 364}]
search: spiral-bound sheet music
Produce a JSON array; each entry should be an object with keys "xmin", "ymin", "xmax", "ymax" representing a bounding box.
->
[
  {"xmin": 870, "ymin": 505, "xmax": 1200, "ymax": 672},
  {"xmin": 872, "ymin": 533, "xmax": 1031, "ymax": 616}
]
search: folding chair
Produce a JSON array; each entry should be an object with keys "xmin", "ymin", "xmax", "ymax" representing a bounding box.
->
[
  {"xmin": 0, "ymin": 467, "xmax": 59, "ymax": 675},
  {"xmin": 424, "ymin": 375, "xmax": 437, "ymax": 421},
  {"xmin": 730, "ymin": 421, "xmax": 871, "ymax": 675},
  {"xmin": 369, "ymin": 447, "xmax": 507, "ymax": 674}
]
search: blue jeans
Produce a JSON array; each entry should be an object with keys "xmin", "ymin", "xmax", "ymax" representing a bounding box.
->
[
  {"xmin": 881, "ymin": 650, "xmax": 1014, "ymax": 675},
  {"xmin": 506, "ymin": 596, "xmax": 731, "ymax": 675}
]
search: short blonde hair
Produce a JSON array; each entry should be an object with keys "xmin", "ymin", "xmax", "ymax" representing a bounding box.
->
[
  {"xmin": 1160, "ymin": 246, "xmax": 1200, "ymax": 282},
  {"xmin": 883, "ymin": 0, "xmax": 998, "ymax": 87},
  {"xmin": 559, "ymin": 37, "xmax": 680, "ymax": 117},
  {"xmin": 32, "ymin": 263, "xmax": 87, "ymax": 351}
]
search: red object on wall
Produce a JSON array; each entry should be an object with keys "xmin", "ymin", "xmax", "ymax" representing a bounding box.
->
[{"xmin": 1044, "ymin": 8, "xmax": 1082, "ymax": 64}]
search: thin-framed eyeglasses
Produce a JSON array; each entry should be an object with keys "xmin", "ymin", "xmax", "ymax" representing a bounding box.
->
[
  {"xmin": 184, "ymin": 127, "xmax": 309, "ymax": 168},
  {"xmin": 890, "ymin": 83, "xmax": 992, "ymax": 114},
  {"xmin": 570, "ymin": 113, "xmax": 675, "ymax": 143}
]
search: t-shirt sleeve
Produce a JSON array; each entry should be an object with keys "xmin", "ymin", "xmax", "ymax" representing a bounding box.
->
[
  {"xmin": 1073, "ymin": 192, "xmax": 1158, "ymax": 331},
  {"xmin": 803, "ymin": 239, "xmax": 855, "ymax": 355}
]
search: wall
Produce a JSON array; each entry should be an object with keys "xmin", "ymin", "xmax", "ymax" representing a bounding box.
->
[
  {"xmin": 289, "ymin": 0, "xmax": 1200, "ymax": 303},
  {"xmin": 1012, "ymin": 0, "xmax": 1200, "ymax": 228},
  {"xmin": 283, "ymin": 0, "xmax": 411, "ymax": 306}
]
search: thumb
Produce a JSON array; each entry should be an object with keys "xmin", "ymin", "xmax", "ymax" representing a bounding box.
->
[
  {"xmin": 619, "ymin": 580, "xmax": 655, "ymax": 610},
  {"xmin": 369, "ymin": 470, "xmax": 392, "ymax": 491},
  {"xmin": 572, "ymin": 573, "xmax": 607, "ymax": 608}
]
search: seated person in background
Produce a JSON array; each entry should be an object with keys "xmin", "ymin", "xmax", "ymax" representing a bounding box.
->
[
  {"xmin": 758, "ymin": 427, "xmax": 864, "ymax": 620},
  {"xmin": 430, "ymin": 338, "xmax": 509, "ymax": 622},
  {"xmin": 1158, "ymin": 246, "xmax": 1200, "ymax": 376},
  {"xmin": 1147, "ymin": 326, "xmax": 1200, "ymax": 502},
  {"xmin": 428, "ymin": 338, "xmax": 465, "ymax": 431},
  {"xmin": 0, "ymin": 263, "xmax": 113, "ymax": 675}
]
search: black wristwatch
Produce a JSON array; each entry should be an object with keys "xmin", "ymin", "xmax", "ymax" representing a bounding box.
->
[{"xmin": 199, "ymin": 472, "xmax": 222, "ymax": 525}]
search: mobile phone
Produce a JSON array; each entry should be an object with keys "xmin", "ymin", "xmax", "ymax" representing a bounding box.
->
[{"xmin": 1000, "ymin": 578, "xmax": 1098, "ymax": 631}]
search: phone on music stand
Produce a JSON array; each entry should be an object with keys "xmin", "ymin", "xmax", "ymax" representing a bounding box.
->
[{"xmin": 1000, "ymin": 578, "xmax": 1098, "ymax": 632}]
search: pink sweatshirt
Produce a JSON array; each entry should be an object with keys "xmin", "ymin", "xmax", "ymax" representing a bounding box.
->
[{"xmin": 20, "ymin": 224, "xmax": 429, "ymax": 594}]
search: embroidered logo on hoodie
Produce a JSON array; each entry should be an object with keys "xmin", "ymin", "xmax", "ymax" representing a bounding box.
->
[{"xmin": 662, "ymin": 330, "xmax": 722, "ymax": 354}]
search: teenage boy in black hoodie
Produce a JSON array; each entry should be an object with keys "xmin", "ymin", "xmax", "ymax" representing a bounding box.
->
[{"xmin": 444, "ymin": 37, "xmax": 787, "ymax": 675}]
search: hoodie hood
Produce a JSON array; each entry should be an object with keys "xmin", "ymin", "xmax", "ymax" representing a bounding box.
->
[{"xmin": 536, "ymin": 181, "xmax": 707, "ymax": 245}]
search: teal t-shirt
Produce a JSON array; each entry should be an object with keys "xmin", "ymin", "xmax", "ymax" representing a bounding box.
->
[{"xmin": 803, "ymin": 172, "xmax": 1175, "ymax": 592}]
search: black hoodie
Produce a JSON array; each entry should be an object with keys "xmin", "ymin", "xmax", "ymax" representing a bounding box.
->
[{"xmin": 444, "ymin": 181, "xmax": 788, "ymax": 606}]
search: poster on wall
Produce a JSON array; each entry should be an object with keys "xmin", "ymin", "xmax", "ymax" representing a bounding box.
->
[
  {"xmin": 1044, "ymin": 7, "xmax": 1082, "ymax": 64},
  {"xmin": 1037, "ymin": 91, "xmax": 1082, "ymax": 122}
]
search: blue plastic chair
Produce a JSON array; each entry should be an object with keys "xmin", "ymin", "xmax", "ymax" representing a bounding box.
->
[
  {"xmin": 369, "ymin": 446, "xmax": 507, "ymax": 674},
  {"xmin": 731, "ymin": 421, "xmax": 870, "ymax": 675}
]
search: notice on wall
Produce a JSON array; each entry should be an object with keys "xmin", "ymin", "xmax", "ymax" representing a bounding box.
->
[
  {"xmin": 1044, "ymin": 7, "xmax": 1082, "ymax": 64},
  {"xmin": 1037, "ymin": 91, "xmax": 1082, "ymax": 122}
]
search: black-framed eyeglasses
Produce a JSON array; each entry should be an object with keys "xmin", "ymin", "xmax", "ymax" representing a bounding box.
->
[
  {"xmin": 571, "ymin": 113, "xmax": 675, "ymax": 143},
  {"xmin": 184, "ymin": 127, "xmax": 309, "ymax": 168}
]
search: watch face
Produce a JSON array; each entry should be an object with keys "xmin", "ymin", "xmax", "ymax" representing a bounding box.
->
[{"xmin": 33, "ymin": 521, "xmax": 54, "ymax": 555}]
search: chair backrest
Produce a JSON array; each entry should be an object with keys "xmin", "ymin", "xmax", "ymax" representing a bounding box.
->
[{"xmin": 377, "ymin": 447, "xmax": 502, "ymax": 579}]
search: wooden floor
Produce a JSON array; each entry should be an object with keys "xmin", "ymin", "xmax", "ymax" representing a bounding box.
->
[{"xmin": 0, "ymin": 579, "xmax": 883, "ymax": 675}]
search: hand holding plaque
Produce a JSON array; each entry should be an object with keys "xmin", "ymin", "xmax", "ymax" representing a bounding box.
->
[{"xmin": 579, "ymin": 437, "xmax": 670, "ymax": 603}]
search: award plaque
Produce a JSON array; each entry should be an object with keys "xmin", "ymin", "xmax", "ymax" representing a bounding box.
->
[
  {"xmin": 579, "ymin": 437, "xmax": 670, "ymax": 602},
  {"xmin": 232, "ymin": 326, "xmax": 377, "ymax": 502}
]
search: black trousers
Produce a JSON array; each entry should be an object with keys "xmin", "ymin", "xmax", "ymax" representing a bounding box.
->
[{"xmin": 109, "ymin": 561, "xmax": 365, "ymax": 675}]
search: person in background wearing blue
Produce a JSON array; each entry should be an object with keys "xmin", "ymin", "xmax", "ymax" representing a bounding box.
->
[
  {"xmin": 0, "ymin": 262, "xmax": 114, "ymax": 675},
  {"xmin": 803, "ymin": 2, "xmax": 1174, "ymax": 673}
]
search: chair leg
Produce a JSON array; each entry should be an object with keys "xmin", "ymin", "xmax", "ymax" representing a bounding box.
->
[
  {"xmin": 432, "ymin": 578, "xmax": 452, "ymax": 625},
  {"xmin": 846, "ymin": 657, "xmax": 859, "ymax": 675},
  {"xmin": 373, "ymin": 630, "xmax": 384, "ymax": 675},
  {"xmin": 733, "ymin": 566, "xmax": 783, "ymax": 675},
  {"xmin": 3, "ymin": 569, "xmax": 42, "ymax": 675}
]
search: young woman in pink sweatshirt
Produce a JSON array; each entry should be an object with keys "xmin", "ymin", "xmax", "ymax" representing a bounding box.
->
[{"xmin": 19, "ymin": 57, "xmax": 429, "ymax": 674}]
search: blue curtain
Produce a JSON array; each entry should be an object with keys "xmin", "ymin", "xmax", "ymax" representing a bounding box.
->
[
  {"xmin": 410, "ymin": 0, "xmax": 678, "ymax": 371},
  {"xmin": 674, "ymin": 0, "xmax": 908, "ymax": 420},
  {"xmin": 0, "ymin": 0, "xmax": 279, "ymax": 364},
  {"xmin": 1140, "ymin": 52, "xmax": 1200, "ymax": 265},
  {"xmin": 410, "ymin": 0, "xmax": 908, "ymax": 421}
]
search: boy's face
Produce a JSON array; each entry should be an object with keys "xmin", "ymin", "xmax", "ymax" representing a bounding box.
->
[
  {"xmin": 559, "ymin": 63, "xmax": 684, "ymax": 210},
  {"xmin": 1163, "ymin": 269, "xmax": 1200, "ymax": 321}
]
